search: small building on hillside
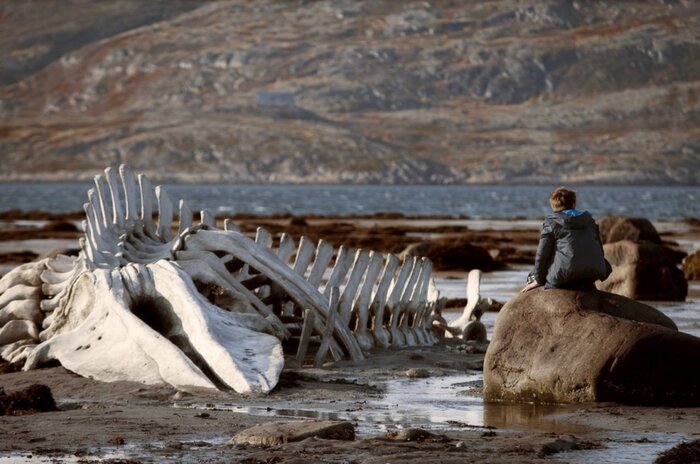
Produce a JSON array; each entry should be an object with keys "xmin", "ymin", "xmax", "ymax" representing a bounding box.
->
[{"xmin": 256, "ymin": 90, "xmax": 296, "ymax": 107}]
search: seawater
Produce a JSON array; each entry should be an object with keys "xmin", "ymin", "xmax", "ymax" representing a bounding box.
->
[
  {"xmin": 0, "ymin": 183, "xmax": 698, "ymax": 219},
  {"xmin": 439, "ymin": 270, "xmax": 700, "ymax": 339}
]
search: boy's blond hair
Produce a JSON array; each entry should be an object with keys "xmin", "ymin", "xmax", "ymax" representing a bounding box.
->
[{"xmin": 549, "ymin": 187, "xmax": 576, "ymax": 211}]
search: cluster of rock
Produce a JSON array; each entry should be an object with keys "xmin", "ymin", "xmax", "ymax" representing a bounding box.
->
[{"xmin": 596, "ymin": 216, "xmax": 688, "ymax": 301}]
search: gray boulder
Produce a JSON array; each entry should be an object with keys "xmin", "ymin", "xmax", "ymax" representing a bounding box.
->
[
  {"xmin": 597, "ymin": 240, "xmax": 687, "ymax": 301},
  {"xmin": 484, "ymin": 288, "xmax": 700, "ymax": 405}
]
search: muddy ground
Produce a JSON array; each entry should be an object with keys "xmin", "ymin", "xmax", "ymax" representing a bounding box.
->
[
  {"xmin": 0, "ymin": 343, "xmax": 699, "ymax": 463},
  {"xmin": 0, "ymin": 212, "xmax": 699, "ymax": 463}
]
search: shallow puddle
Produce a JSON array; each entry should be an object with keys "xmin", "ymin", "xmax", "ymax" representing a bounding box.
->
[{"xmin": 179, "ymin": 374, "xmax": 590, "ymax": 435}]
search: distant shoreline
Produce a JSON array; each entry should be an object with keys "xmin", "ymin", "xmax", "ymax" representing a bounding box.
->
[{"xmin": 0, "ymin": 179, "xmax": 698, "ymax": 187}]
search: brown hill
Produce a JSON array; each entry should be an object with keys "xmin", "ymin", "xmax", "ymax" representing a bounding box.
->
[{"xmin": 0, "ymin": 0, "xmax": 698, "ymax": 184}]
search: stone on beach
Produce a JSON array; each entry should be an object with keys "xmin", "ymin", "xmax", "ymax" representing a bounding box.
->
[
  {"xmin": 597, "ymin": 240, "xmax": 687, "ymax": 301},
  {"xmin": 597, "ymin": 216, "xmax": 661, "ymax": 244},
  {"xmin": 594, "ymin": 216, "xmax": 688, "ymax": 301},
  {"xmin": 484, "ymin": 288, "xmax": 700, "ymax": 405},
  {"xmin": 0, "ymin": 384, "xmax": 57, "ymax": 416},
  {"xmin": 385, "ymin": 428, "xmax": 448, "ymax": 442},
  {"xmin": 401, "ymin": 239, "xmax": 500, "ymax": 272},
  {"xmin": 230, "ymin": 420, "xmax": 355, "ymax": 447},
  {"xmin": 406, "ymin": 367, "xmax": 430, "ymax": 378}
]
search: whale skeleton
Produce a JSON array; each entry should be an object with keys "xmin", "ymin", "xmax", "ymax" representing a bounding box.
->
[{"xmin": 0, "ymin": 165, "xmax": 456, "ymax": 393}]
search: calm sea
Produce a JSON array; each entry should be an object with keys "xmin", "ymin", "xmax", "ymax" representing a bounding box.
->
[{"xmin": 0, "ymin": 183, "xmax": 698, "ymax": 219}]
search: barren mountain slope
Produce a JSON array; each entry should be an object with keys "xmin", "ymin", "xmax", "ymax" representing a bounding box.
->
[{"xmin": 1, "ymin": 0, "xmax": 698, "ymax": 184}]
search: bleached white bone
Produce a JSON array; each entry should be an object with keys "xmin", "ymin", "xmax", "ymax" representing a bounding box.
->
[
  {"xmin": 255, "ymin": 227, "xmax": 273, "ymax": 248},
  {"xmin": 315, "ymin": 287, "xmax": 340, "ymax": 367},
  {"xmin": 323, "ymin": 246, "xmax": 355, "ymax": 298},
  {"xmin": 7, "ymin": 344, "xmax": 36, "ymax": 364},
  {"xmin": 46, "ymin": 255, "xmax": 76, "ymax": 273},
  {"xmin": 338, "ymin": 250, "xmax": 370, "ymax": 323},
  {"xmin": 0, "ymin": 163, "xmax": 452, "ymax": 388},
  {"xmin": 277, "ymin": 233, "xmax": 295, "ymax": 263},
  {"xmin": 175, "ymin": 251, "xmax": 288, "ymax": 339},
  {"xmin": 41, "ymin": 268, "xmax": 74, "ymax": 285},
  {"xmin": 178, "ymin": 200, "xmax": 193, "ymax": 236},
  {"xmin": 201, "ymin": 210, "xmax": 216, "ymax": 228},
  {"xmin": 138, "ymin": 174, "xmax": 157, "ymax": 236},
  {"xmin": 155, "ymin": 186, "xmax": 174, "ymax": 241},
  {"xmin": 386, "ymin": 257, "xmax": 414, "ymax": 346},
  {"xmin": 0, "ymin": 263, "xmax": 44, "ymax": 294},
  {"xmin": 397, "ymin": 257, "xmax": 423, "ymax": 346},
  {"xmin": 0, "ymin": 320, "xmax": 39, "ymax": 345},
  {"xmin": 411, "ymin": 260, "xmax": 433, "ymax": 343},
  {"xmin": 119, "ymin": 165, "xmax": 139, "ymax": 223},
  {"xmin": 0, "ymin": 299, "xmax": 42, "ymax": 326},
  {"xmin": 307, "ymin": 240, "xmax": 334, "ymax": 287},
  {"xmin": 370, "ymin": 254, "xmax": 399, "ymax": 349},
  {"xmin": 40, "ymin": 288, "xmax": 70, "ymax": 313},
  {"xmin": 27, "ymin": 262, "xmax": 284, "ymax": 393},
  {"xmin": 183, "ymin": 229, "xmax": 363, "ymax": 361},
  {"xmin": 1, "ymin": 338, "xmax": 35, "ymax": 361},
  {"xmin": 352, "ymin": 251, "xmax": 384, "ymax": 351},
  {"xmin": 223, "ymin": 218, "xmax": 239, "ymax": 232},
  {"xmin": 0, "ymin": 284, "xmax": 40, "ymax": 308},
  {"xmin": 94, "ymin": 175, "xmax": 113, "ymax": 231},
  {"xmin": 448, "ymin": 269, "xmax": 488, "ymax": 339},
  {"xmin": 292, "ymin": 236, "xmax": 316, "ymax": 276},
  {"xmin": 105, "ymin": 166, "xmax": 126, "ymax": 229},
  {"xmin": 295, "ymin": 308, "xmax": 316, "ymax": 364}
]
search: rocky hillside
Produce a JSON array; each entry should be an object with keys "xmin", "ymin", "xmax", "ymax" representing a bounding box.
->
[{"xmin": 1, "ymin": 0, "xmax": 699, "ymax": 184}]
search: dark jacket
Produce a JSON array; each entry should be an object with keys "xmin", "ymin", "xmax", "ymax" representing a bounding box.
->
[{"xmin": 530, "ymin": 209, "xmax": 611, "ymax": 289}]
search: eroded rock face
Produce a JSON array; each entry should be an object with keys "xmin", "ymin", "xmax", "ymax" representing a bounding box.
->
[
  {"xmin": 597, "ymin": 216, "xmax": 661, "ymax": 244},
  {"xmin": 597, "ymin": 240, "xmax": 687, "ymax": 301},
  {"xmin": 484, "ymin": 289, "xmax": 700, "ymax": 405}
]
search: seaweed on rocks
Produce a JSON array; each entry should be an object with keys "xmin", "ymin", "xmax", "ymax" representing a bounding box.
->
[{"xmin": 0, "ymin": 384, "xmax": 58, "ymax": 416}]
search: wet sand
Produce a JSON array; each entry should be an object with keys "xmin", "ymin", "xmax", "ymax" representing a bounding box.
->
[{"xmin": 0, "ymin": 212, "xmax": 699, "ymax": 463}]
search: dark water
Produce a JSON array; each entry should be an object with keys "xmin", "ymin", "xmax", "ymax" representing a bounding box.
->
[{"xmin": 0, "ymin": 182, "xmax": 698, "ymax": 219}]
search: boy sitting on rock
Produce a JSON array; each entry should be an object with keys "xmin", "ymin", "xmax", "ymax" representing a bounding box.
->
[{"xmin": 522, "ymin": 187, "xmax": 611, "ymax": 292}]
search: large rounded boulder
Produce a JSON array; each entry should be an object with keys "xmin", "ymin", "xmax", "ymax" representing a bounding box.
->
[
  {"xmin": 597, "ymin": 240, "xmax": 687, "ymax": 301},
  {"xmin": 484, "ymin": 288, "xmax": 700, "ymax": 406},
  {"xmin": 597, "ymin": 216, "xmax": 661, "ymax": 244},
  {"xmin": 401, "ymin": 238, "xmax": 501, "ymax": 272}
]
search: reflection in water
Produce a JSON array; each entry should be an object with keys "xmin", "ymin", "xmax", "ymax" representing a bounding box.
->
[
  {"xmin": 483, "ymin": 401, "xmax": 591, "ymax": 434},
  {"xmin": 194, "ymin": 375, "xmax": 485, "ymax": 434},
  {"xmin": 181, "ymin": 375, "xmax": 592, "ymax": 435}
]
